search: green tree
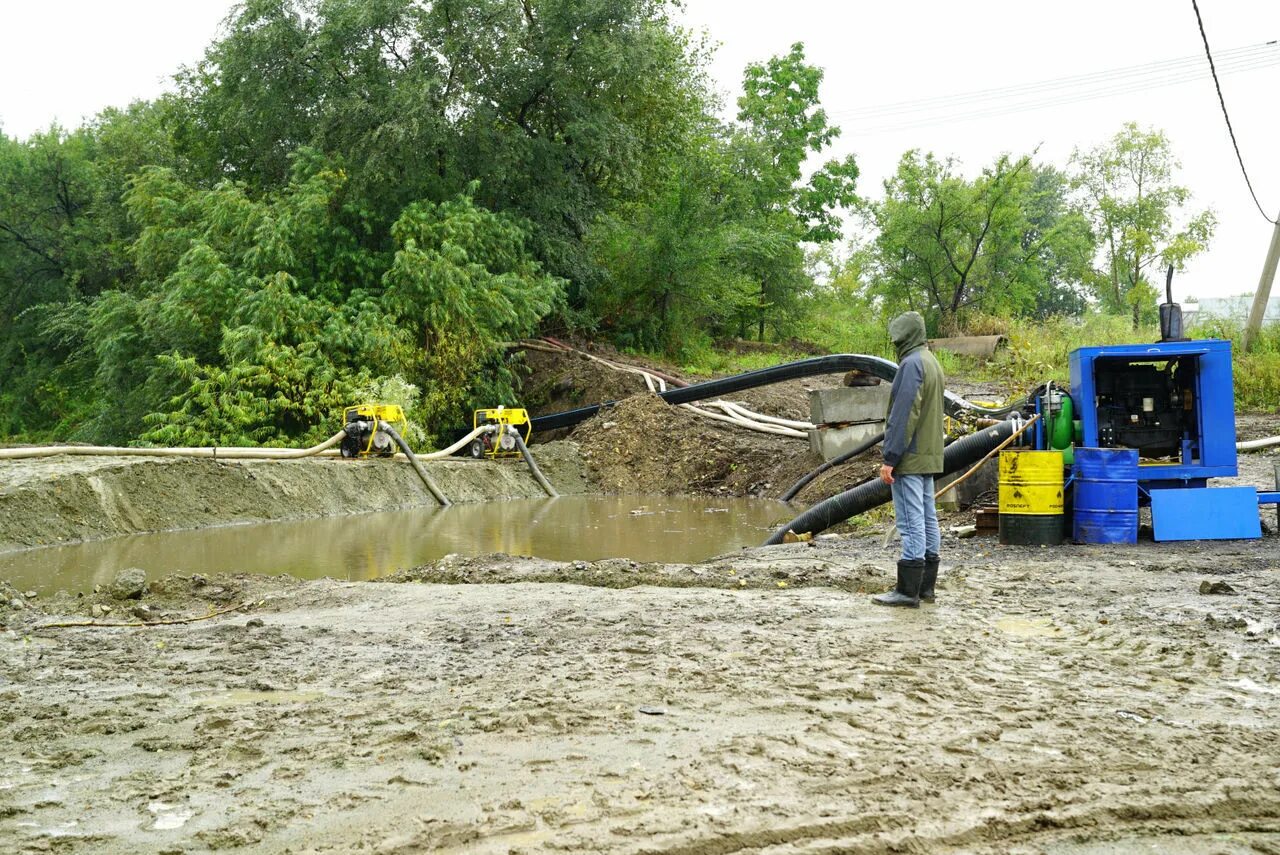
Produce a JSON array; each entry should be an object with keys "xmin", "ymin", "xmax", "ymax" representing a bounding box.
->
[
  {"xmin": 1019, "ymin": 165, "xmax": 1094, "ymax": 318},
  {"xmin": 1070, "ymin": 122, "xmax": 1216, "ymax": 328},
  {"xmin": 0, "ymin": 108, "xmax": 181, "ymax": 437},
  {"xmin": 78, "ymin": 154, "xmax": 561, "ymax": 446},
  {"xmin": 861, "ymin": 151, "xmax": 1093, "ymax": 332},
  {"xmin": 382, "ymin": 187, "xmax": 565, "ymax": 427},
  {"xmin": 585, "ymin": 124, "xmax": 757, "ymax": 354},
  {"xmin": 732, "ymin": 42, "xmax": 859, "ymax": 340},
  {"xmin": 172, "ymin": 0, "xmax": 705, "ymax": 303}
]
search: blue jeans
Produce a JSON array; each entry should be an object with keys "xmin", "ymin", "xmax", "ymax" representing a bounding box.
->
[{"xmin": 891, "ymin": 474, "xmax": 940, "ymax": 562}]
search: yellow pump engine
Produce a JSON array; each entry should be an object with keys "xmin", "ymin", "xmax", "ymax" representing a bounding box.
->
[
  {"xmin": 340, "ymin": 404, "xmax": 408, "ymax": 458},
  {"xmin": 470, "ymin": 407, "xmax": 531, "ymax": 459}
]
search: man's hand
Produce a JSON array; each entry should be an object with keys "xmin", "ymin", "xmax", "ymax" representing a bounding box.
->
[{"xmin": 879, "ymin": 464, "xmax": 895, "ymax": 485}]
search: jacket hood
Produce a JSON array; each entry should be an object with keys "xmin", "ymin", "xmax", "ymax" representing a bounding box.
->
[{"xmin": 889, "ymin": 311, "xmax": 928, "ymax": 360}]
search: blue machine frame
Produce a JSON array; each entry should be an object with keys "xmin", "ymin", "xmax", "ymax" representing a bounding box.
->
[{"xmin": 1068, "ymin": 339, "xmax": 1238, "ymax": 487}]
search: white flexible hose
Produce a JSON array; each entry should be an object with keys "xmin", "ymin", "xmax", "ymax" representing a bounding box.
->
[
  {"xmin": 1237, "ymin": 435, "xmax": 1280, "ymax": 452},
  {"xmin": 0, "ymin": 425, "xmax": 500, "ymax": 463},
  {"xmin": 416, "ymin": 425, "xmax": 496, "ymax": 459},
  {"xmin": 685, "ymin": 402, "xmax": 809, "ymax": 437},
  {"xmin": 676, "ymin": 403, "xmax": 808, "ymax": 438},
  {"xmin": 537, "ymin": 341, "xmax": 814, "ymax": 439},
  {"xmin": 713, "ymin": 400, "xmax": 814, "ymax": 431},
  {"xmin": 0, "ymin": 430, "xmax": 350, "ymax": 461}
]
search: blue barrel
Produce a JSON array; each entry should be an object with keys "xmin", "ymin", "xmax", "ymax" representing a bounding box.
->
[{"xmin": 1072, "ymin": 448, "xmax": 1139, "ymax": 544}]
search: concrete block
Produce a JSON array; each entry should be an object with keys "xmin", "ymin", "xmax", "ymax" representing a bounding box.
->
[
  {"xmin": 808, "ymin": 385, "xmax": 890, "ymax": 426},
  {"xmin": 808, "ymin": 422, "xmax": 884, "ymax": 461}
]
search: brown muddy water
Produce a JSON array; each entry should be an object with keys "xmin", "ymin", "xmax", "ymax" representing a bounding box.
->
[{"xmin": 0, "ymin": 494, "xmax": 793, "ymax": 594}]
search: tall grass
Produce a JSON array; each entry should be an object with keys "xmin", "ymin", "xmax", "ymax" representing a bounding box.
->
[
  {"xmin": 958, "ymin": 315, "xmax": 1278, "ymax": 412},
  {"xmin": 1198, "ymin": 320, "xmax": 1280, "ymax": 412},
  {"xmin": 674, "ymin": 347, "xmax": 816, "ymax": 377},
  {"xmin": 792, "ymin": 302, "xmax": 1279, "ymax": 414},
  {"xmin": 635, "ymin": 296, "xmax": 1277, "ymax": 413},
  {"xmin": 970, "ymin": 314, "xmax": 1158, "ymax": 395}
]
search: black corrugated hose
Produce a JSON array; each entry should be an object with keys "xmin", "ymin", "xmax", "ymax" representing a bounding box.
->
[
  {"xmin": 763, "ymin": 420, "xmax": 1018, "ymax": 545},
  {"xmin": 529, "ymin": 354, "xmax": 1026, "ymax": 433},
  {"xmin": 779, "ymin": 430, "xmax": 885, "ymax": 503}
]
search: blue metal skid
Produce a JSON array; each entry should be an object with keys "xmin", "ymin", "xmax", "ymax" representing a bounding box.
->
[{"xmin": 1150, "ymin": 486, "xmax": 1262, "ymax": 541}]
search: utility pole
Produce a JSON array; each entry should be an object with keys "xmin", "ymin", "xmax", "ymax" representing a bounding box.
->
[{"xmin": 1242, "ymin": 212, "xmax": 1280, "ymax": 352}]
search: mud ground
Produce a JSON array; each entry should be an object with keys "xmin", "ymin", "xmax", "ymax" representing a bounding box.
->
[
  {"xmin": 3, "ymin": 344, "xmax": 1279, "ymax": 853},
  {"xmin": 3, "ymin": 533, "xmax": 1280, "ymax": 854}
]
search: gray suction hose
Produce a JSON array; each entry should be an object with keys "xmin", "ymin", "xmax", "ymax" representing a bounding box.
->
[
  {"xmin": 379, "ymin": 422, "xmax": 451, "ymax": 506},
  {"xmin": 779, "ymin": 430, "xmax": 885, "ymax": 502},
  {"xmin": 511, "ymin": 432, "xmax": 559, "ymax": 498},
  {"xmin": 764, "ymin": 420, "xmax": 1018, "ymax": 545}
]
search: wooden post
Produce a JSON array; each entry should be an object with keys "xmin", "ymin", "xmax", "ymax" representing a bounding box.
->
[{"xmin": 1242, "ymin": 214, "xmax": 1280, "ymax": 352}]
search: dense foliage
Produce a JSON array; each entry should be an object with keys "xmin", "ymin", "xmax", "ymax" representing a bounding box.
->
[
  {"xmin": 860, "ymin": 153, "xmax": 1093, "ymax": 331},
  {"xmin": 0, "ymin": 1, "xmax": 1233, "ymax": 445},
  {"xmin": 1070, "ymin": 122, "xmax": 1216, "ymax": 327}
]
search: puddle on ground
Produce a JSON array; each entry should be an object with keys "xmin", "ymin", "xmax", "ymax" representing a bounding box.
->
[
  {"xmin": 147, "ymin": 802, "xmax": 194, "ymax": 831},
  {"xmin": 992, "ymin": 616, "xmax": 1063, "ymax": 638},
  {"xmin": 1, "ymin": 495, "xmax": 792, "ymax": 594}
]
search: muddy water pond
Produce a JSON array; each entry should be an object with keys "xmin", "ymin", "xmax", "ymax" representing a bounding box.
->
[{"xmin": 1, "ymin": 494, "xmax": 794, "ymax": 594}]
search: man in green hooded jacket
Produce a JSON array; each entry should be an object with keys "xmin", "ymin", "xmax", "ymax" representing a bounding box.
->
[{"xmin": 873, "ymin": 311, "xmax": 945, "ymax": 608}]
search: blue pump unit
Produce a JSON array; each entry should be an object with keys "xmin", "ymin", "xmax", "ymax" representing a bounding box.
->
[
  {"xmin": 1064, "ymin": 338, "xmax": 1260, "ymax": 540},
  {"xmin": 1068, "ymin": 339, "xmax": 1238, "ymax": 487}
]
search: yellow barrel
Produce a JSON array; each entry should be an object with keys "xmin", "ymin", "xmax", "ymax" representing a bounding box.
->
[
  {"xmin": 998, "ymin": 450, "xmax": 1064, "ymax": 545},
  {"xmin": 998, "ymin": 450, "xmax": 1064, "ymax": 514}
]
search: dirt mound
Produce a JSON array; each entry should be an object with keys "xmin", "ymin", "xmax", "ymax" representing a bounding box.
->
[
  {"xmin": 518, "ymin": 341, "xmax": 849, "ymax": 426},
  {"xmin": 574, "ymin": 393, "xmax": 822, "ymax": 497},
  {"xmin": 520, "ymin": 345, "xmax": 665, "ymax": 421}
]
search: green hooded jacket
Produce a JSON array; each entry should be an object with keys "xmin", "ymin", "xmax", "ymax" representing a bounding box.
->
[{"xmin": 883, "ymin": 312, "xmax": 945, "ymax": 475}]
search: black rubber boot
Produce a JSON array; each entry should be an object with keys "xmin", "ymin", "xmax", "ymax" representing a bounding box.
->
[
  {"xmin": 920, "ymin": 553, "xmax": 940, "ymax": 603},
  {"xmin": 871, "ymin": 560, "xmax": 923, "ymax": 608}
]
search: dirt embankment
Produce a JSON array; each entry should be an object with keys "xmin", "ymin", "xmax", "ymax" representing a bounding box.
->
[
  {"xmin": 520, "ymin": 339, "xmax": 857, "ymax": 425},
  {"xmin": 573, "ymin": 393, "xmax": 811, "ymax": 497},
  {"xmin": 521, "ymin": 343, "xmax": 882, "ymax": 500},
  {"xmin": 3, "ymin": 534, "xmax": 1279, "ymax": 853},
  {"xmin": 0, "ymin": 443, "xmax": 587, "ymax": 553}
]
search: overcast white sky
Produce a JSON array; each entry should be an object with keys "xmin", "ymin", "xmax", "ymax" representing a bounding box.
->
[{"xmin": 1, "ymin": 0, "xmax": 1276, "ymax": 302}]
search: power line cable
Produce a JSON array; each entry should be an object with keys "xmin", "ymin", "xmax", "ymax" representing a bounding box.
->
[
  {"xmin": 830, "ymin": 41, "xmax": 1277, "ymax": 121},
  {"xmin": 857, "ymin": 55, "xmax": 1278, "ymax": 132},
  {"xmin": 1190, "ymin": 0, "xmax": 1277, "ymax": 225},
  {"xmin": 847, "ymin": 51, "xmax": 1279, "ymax": 135}
]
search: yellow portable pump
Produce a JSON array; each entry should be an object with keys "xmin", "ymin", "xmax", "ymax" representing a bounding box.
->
[
  {"xmin": 340, "ymin": 404, "xmax": 408, "ymax": 458},
  {"xmin": 471, "ymin": 406, "xmax": 531, "ymax": 459}
]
